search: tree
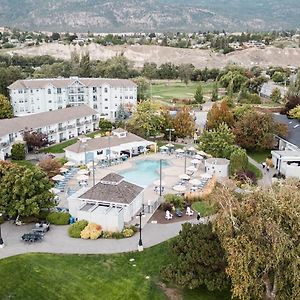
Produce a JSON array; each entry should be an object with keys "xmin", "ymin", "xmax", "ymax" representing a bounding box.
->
[
  {"xmin": 161, "ymin": 223, "xmax": 229, "ymax": 291},
  {"xmin": 116, "ymin": 104, "xmax": 130, "ymax": 121},
  {"xmin": 234, "ymin": 112, "xmax": 288, "ymax": 151},
  {"xmin": 98, "ymin": 119, "xmax": 113, "ymax": 134},
  {"xmin": 173, "ymin": 106, "xmax": 195, "ymax": 138},
  {"xmin": 281, "ymin": 95, "xmax": 300, "ymax": 115},
  {"xmin": 288, "ymin": 105, "xmax": 300, "ymax": 120},
  {"xmin": 23, "ymin": 131, "xmax": 48, "ymax": 151},
  {"xmin": 270, "ymin": 88, "xmax": 282, "ymax": 103},
  {"xmin": 199, "ymin": 123, "xmax": 235, "ymax": 159},
  {"xmin": 38, "ymin": 157, "xmax": 61, "ymax": 178},
  {"xmin": 11, "ymin": 143, "xmax": 25, "ymax": 160},
  {"xmin": 0, "ymin": 161, "xmax": 54, "ymax": 218},
  {"xmin": 0, "ymin": 94, "xmax": 13, "ymax": 119},
  {"xmin": 194, "ymin": 83, "xmax": 205, "ymax": 105},
  {"xmin": 206, "ymin": 101, "xmax": 234, "ymax": 130},
  {"xmin": 229, "ymin": 147, "xmax": 248, "ymax": 175},
  {"xmin": 272, "ymin": 71, "xmax": 286, "ymax": 83},
  {"xmin": 79, "ymin": 52, "xmax": 91, "ymax": 77},
  {"xmin": 214, "ymin": 181, "xmax": 300, "ymax": 300},
  {"xmin": 211, "ymin": 82, "xmax": 219, "ymax": 102},
  {"xmin": 178, "ymin": 64, "xmax": 194, "ymax": 85},
  {"xmin": 142, "ymin": 62, "xmax": 158, "ymax": 79},
  {"xmin": 133, "ymin": 77, "xmax": 150, "ymax": 101}
]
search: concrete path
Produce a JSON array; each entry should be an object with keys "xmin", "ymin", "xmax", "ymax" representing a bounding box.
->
[
  {"xmin": 0, "ymin": 217, "xmax": 208, "ymax": 260},
  {"xmin": 248, "ymin": 156, "xmax": 276, "ymax": 186}
]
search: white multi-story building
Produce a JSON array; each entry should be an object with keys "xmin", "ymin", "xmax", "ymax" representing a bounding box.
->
[
  {"xmin": 0, "ymin": 105, "xmax": 99, "ymax": 160},
  {"xmin": 8, "ymin": 77, "xmax": 137, "ymax": 120}
]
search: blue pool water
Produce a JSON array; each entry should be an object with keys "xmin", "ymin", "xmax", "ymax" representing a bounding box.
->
[{"xmin": 119, "ymin": 160, "xmax": 169, "ymax": 187}]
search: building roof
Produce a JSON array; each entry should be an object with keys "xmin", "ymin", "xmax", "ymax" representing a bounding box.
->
[
  {"xmin": 260, "ymin": 82, "xmax": 287, "ymax": 98},
  {"xmin": 0, "ymin": 105, "xmax": 97, "ymax": 137},
  {"xmin": 273, "ymin": 113, "xmax": 300, "ymax": 148},
  {"xmin": 206, "ymin": 158, "xmax": 230, "ymax": 165},
  {"xmin": 112, "ymin": 128, "xmax": 127, "ymax": 133},
  {"xmin": 79, "ymin": 173, "xmax": 143, "ymax": 204},
  {"xmin": 65, "ymin": 131, "xmax": 146, "ymax": 153},
  {"xmin": 100, "ymin": 173, "xmax": 124, "ymax": 184},
  {"xmin": 8, "ymin": 77, "xmax": 137, "ymax": 90}
]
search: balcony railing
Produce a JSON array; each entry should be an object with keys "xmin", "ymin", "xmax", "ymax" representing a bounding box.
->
[
  {"xmin": 58, "ymin": 126, "xmax": 67, "ymax": 132},
  {"xmin": 49, "ymin": 129, "xmax": 57, "ymax": 134},
  {"xmin": 67, "ymin": 124, "xmax": 76, "ymax": 129}
]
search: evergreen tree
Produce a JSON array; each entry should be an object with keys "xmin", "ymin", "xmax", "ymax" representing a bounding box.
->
[
  {"xmin": 0, "ymin": 94, "xmax": 13, "ymax": 119},
  {"xmin": 194, "ymin": 83, "xmax": 205, "ymax": 105},
  {"xmin": 211, "ymin": 82, "xmax": 219, "ymax": 102}
]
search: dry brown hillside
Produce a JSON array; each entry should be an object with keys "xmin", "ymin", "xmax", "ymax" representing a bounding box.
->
[{"xmin": 9, "ymin": 44, "xmax": 300, "ymax": 69}]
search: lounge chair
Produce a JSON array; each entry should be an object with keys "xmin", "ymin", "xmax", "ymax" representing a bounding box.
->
[
  {"xmin": 186, "ymin": 207, "xmax": 194, "ymax": 216},
  {"xmin": 165, "ymin": 210, "xmax": 173, "ymax": 220}
]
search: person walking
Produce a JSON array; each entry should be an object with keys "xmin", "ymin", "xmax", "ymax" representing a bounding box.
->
[
  {"xmin": 197, "ymin": 213, "xmax": 200, "ymax": 221},
  {"xmin": 266, "ymin": 165, "xmax": 270, "ymax": 172}
]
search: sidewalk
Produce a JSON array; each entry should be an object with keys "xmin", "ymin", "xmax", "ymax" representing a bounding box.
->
[{"xmin": 0, "ymin": 217, "xmax": 210, "ymax": 260}]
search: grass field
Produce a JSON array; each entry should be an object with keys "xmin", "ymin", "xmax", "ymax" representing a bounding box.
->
[
  {"xmin": 191, "ymin": 201, "xmax": 217, "ymax": 217},
  {"xmin": 40, "ymin": 138, "xmax": 77, "ymax": 154},
  {"xmin": 11, "ymin": 160, "xmax": 36, "ymax": 169},
  {"xmin": 247, "ymin": 162, "xmax": 263, "ymax": 179},
  {"xmin": 0, "ymin": 241, "xmax": 231, "ymax": 300},
  {"xmin": 247, "ymin": 150, "xmax": 271, "ymax": 164},
  {"xmin": 151, "ymin": 81, "xmax": 214, "ymax": 100}
]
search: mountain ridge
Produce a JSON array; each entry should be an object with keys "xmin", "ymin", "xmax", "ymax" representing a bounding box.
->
[{"xmin": 0, "ymin": 0, "xmax": 299, "ymax": 32}]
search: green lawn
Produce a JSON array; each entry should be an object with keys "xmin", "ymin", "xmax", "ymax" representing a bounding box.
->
[
  {"xmin": 157, "ymin": 140, "xmax": 185, "ymax": 149},
  {"xmin": 247, "ymin": 150, "xmax": 271, "ymax": 164},
  {"xmin": 151, "ymin": 81, "xmax": 214, "ymax": 100},
  {"xmin": 247, "ymin": 162, "xmax": 263, "ymax": 179},
  {"xmin": 11, "ymin": 160, "xmax": 36, "ymax": 169},
  {"xmin": 0, "ymin": 241, "xmax": 231, "ymax": 300},
  {"xmin": 191, "ymin": 201, "xmax": 217, "ymax": 217},
  {"xmin": 40, "ymin": 138, "xmax": 78, "ymax": 154}
]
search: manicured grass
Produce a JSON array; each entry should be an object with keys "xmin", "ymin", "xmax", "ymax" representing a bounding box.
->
[
  {"xmin": 247, "ymin": 150, "xmax": 271, "ymax": 164},
  {"xmin": 247, "ymin": 162, "xmax": 263, "ymax": 179},
  {"xmin": 0, "ymin": 241, "xmax": 231, "ymax": 300},
  {"xmin": 86, "ymin": 130, "xmax": 102, "ymax": 138},
  {"xmin": 40, "ymin": 138, "xmax": 78, "ymax": 154},
  {"xmin": 151, "ymin": 81, "xmax": 214, "ymax": 100},
  {"xmin": 11, "ymin": 160, "xmax": 36, "ymax": 169},
  {"xmin": 157, "ymin": 140, "xmax": 185, "ymax": 149},
  {"xmin": 191, "ymin": 201, "xmax": 217, "ymax": 217}
]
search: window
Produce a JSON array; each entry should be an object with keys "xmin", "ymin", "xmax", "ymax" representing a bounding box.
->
[
  {"xmin": 57, "ymin": 88, "xmax": 62, "ymax": 94},
  {"xmin": 93, "ymin": 95, "xmax": 97, "ymax": 101},
  {"xmin": 125, "ymin": 96, "xmax": 128, "ymax": 99},
  {"xmin": 30, "ymin": 90, "xmax": 33, "ymax": 93},
  {"xmin": 48, "ymin": 89, "xmax": 51, "ymax": 94},
  {"xmin": 48, "ymin": 100, "xmax": 52, "ymax": 103},
  {"xmin": 93, "ymin": 104, "xmax": 98, "ymax": 109},
  {"xmin": 93, "ymin": 87, "xmax": 97, "ymax": 93},
  {"xmin": 105, "ymin": 107, "xmax": 108, "ymax": 109},
  {"xmin": 18, "ymin": 90, "xmax": 23, "ymax": 94},
  {"xmin": 130, "ymin": 96, "xmax": 133, "ymax": 99},
  {"xmin": 105, "ymin": 98, "xmax": 108, "ymax": 101},
  {"xmin": 104, "ymin": 87, "xmax": 108, "ymax": 93}
]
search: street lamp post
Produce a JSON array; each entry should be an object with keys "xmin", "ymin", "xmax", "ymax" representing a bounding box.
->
[
  {"xmin": 166, "ymin": 128, "xmax": 175, "ymax": 143},
  {"xmin": 137, "ymin": 209, "xmax": 145, "ymax": 252},
  {"xmin": 0, "ymin": 213, "xmax": 4, "ymax": 248},
  {"xmin": 92, "ymin": 159, "xmax": 95, "ymax": 187},
  {"xmin": 159, "ymin": 159, "xmax": 163, "ymax": 196},
  {"xmin": 184, "ymin": 148, "xmax": 187, "ymax": 174}
]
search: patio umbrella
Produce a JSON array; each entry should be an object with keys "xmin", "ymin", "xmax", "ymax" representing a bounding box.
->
[
  {"xmin": 49, "ymin": 187, "xmax": 60, "ymax": 194},
  {"xmin": 160, "ymin": 145, "xmax": 168, "ymax": 150},
  {"xmin": 175, "ymin": 148, "xmax": 185, "ymax": 153},
  {"xmin": 190, "ymin": 179, "xmax": 202, "ymax": 186},
  {"xmin": 64, "ymin": 161, "xmax": 75, "ymax": 167},
  {"xmin": 76, "ymin": 174, "xmax": 89, "ymax": 181},
  {"xmin": 188, "ymin": 146, "xmax": 196, "ymax": 152},
  {"xmin": 191, "ymin": 159, "xmax": 201, "ymax": 164},
  {"xmin": 173, "ymin": 185, "xmax": 187, "ymax": 192},
  {"xmin": 153, "ymin": 180, "xmax": 166, "ymax": 186},
  {"xmin": 179, "ymin": 174, "xmax": 190, "ymax": 180},
  {"xmin": 187, "ymin": 166, "xmax": 197, "ymax": 172},
  {"xmin": 52, "ymin": 174, "xmax": 65, "ymax": 181},
  {"xmin": 59, "ymin": 167, "xmax": 68, "ymax": 173},
  {"xmin": 197, "ymin": 151, "xmax": 207, "ymax": 156},
  {"xmin": 201, "ymin": 173, "xmax": 212, "ymax": 179},
  {"xmin": 78, "ymin": 169, "xmax": 89, "ymax": 175},
  {"xmin": 194, "ymin": 154, "xmax": 203, "ymax": 160},
  {"xmin": 166, "ymin": 143, "xmax": 174, "ymax": 148}
]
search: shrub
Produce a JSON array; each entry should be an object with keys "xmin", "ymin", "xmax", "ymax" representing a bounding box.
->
[
  {"xmin": 68, "ymin": 220, "xmax": 88, "ymax": 238},
  {"xmin": 161, "ymin": 202, "xmax": 172, "ymax": 212},
  {"xmin": 164, "ymin": 194, "xmax": 185, "ymax": 210},
  {"xmin": 80, "ymin": 223, "xmax": 102, "ymax": 240},
  {"xmin": 46, "ymin": 212, "xmax": 70, "ymax": 225},
  {"xmin": 122, "ymin": 228, "xmax": 134, "ymax": 238},
  {"xmin": 111, "ymin": 232, "xmax": 124, "ymax": 239},
  {"xmin": 236, "ymin": 170, "xmax": 257, "ymax": 185},
  {"xmin": 11, "ymin": 143, "xmax": 26, "ymax": 160},
  {"xmin": 102, "ymin": 231, "xmax": 113, "ymax": 239},
  {"xmin": 230, "ymin": 147, "xmax": 248, "ymax": 175},
  {"xmin": 0, "ymin": 214, "xmax": 4, "ymax": 224}
]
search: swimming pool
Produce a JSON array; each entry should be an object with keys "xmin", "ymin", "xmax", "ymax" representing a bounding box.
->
[{"xmin": 119, "ymin": 159, "xmax": 169, "ymax": 187}]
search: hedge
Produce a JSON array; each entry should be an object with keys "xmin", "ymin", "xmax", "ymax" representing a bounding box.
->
[
  {"xmin": 46, "ymin": 212, "xmax": 70, "ymax": 225},
  {"xmin": 68, "ymin": 220, "xmax": 88, "ymax": 238}
]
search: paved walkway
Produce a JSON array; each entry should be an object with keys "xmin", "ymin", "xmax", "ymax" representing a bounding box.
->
[
  {"xmin": 248, "ymin": 156, "xmax": 276, "ymax": 186},
  {"xmin": 0, "ymin": 217, "xmax": 210, "ymax": 260}
]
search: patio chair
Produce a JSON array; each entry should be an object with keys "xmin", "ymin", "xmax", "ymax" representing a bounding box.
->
[
  {"xmin": 186, "ymin": 207, "xmax": 194, "ymax": 216},
  {"xmin": 175, "ymin": 209, "xmax": 183, "ymax": 217},
  {"xmin": 165, "ymin": 210, "xmax": 173, "ymax": 220}
]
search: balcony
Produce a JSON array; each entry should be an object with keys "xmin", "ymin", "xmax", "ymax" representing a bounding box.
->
[
  {"xmin": 0, "ymin": 142, "xmax": 9, "ymax": 148},
  {"xmin": 76, "ymin": 122, "xmax": 84, "ymax": 126},
  {"xmin": 67, "ymin": 124, "xmax": 76, "ymax": 129},
  {"xmin": 58, "ymin": 126, "xmax": 67, "ymax": 132},
  {"xmin": 49, "ymin": 129, "xmax": 57, "ymax": 134},
  {"xmin": 84, "ymin": 120, "xmax": 92, "ymax": 124}
]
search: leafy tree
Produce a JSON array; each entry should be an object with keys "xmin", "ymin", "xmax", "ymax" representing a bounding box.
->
[
  {"xmin": 173, "ymin": 106, "xmax": 195, "ymax": 138},
  {"xmin": 116, "ymin": 104, "xmax": 130, "ymax": 121},
  {"xmin": 226, "ymin": 80, "xmax": 234, "ymax": 99},
  {"xmin": 128, "ymin": 100, "xmax": 163, "ymax": 137},
  {"xmin": 79, "ymin": 52, "xmax": 91, "ymax": 77},
  {"xmin": 194, "ymin": 83, "xmax": 204, "ymax": 105},
  {"xmin": 0, "ymin": 162, "xmax": 54, "ymax": 218},
  {"xmin": 234, "ymin": 112, "xmax": 288, "ymax": 151},
  {"xmin": 211, "ymin": 82, "xmax": 219, "ymax": 102},
  {"xmin": 142, "ymin": 62, "xmax": 158, "ymax": 79},
  {"xmin": 199, "ymin": 123, "xmax": 235, "ymax": 159},
  {"xmin": 11, "ymin": 143, "xmax": 26, "ymax": 160},
  {"xmin": 288, "ymin": 105, "xmax": 300, "ymax": 120},
  {"xmin": 38, "ymin": 157, "xmax": 61, "ymax": 178},
  {"xmin": 214, "ymin": 181, "xmax": 300, "ymax": 300},
  {"xmin": 271, "ymin": 71, "xmax": 286, "ymax": 83},
  {"xmin": 232, "ymin": 104, "xmax": 252, "ymax": 121},
  {"xmin": 229, "ymin": 147, "xmax": 248, "ymax": 175},
  {"xmin": 206, "ymin": 101, "xmax": 234, "ymax": 130},
  {"xmin": 23, "ymin": 131, "xmax": 48, "ymax": 151},
  {"xmin": 158, "ymin": 63, "xmax": 178, "ymax": 80},
  {"xmin": 161, "ymin": 223, "xmax": 229, "ymax": 291},
  {"xmin": 103, "ymin": 55, "xmax": 132, "ymax": 78},
  {"xmin": 219, "ymin": 70, "xmax": 248, "ymax": 92},
  {"xmin": 133, "ymin": 77, "xmax": 150, "ymax": 101},
  {"xmin": 281, "ymin": 95, "xmax": 300, "ymax": 115},
  {"xmin": 178, "ymin": 63, "xmax": 194, "ymax": 85},
  {"xmin": 0, "ymin": 94, "xmax": 13, "ymax": 119},
  {"xmin": 270, "ymin": 88, "xmax": 282, "ymax": 103},
  {"xmin": 98, "ymin": 119, "xmax": 113, "ymax": 134}
]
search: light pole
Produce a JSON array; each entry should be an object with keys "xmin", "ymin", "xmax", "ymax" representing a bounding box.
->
[
  {"xmin": 184, "ymin": 147, "xmax": 187, "ymax": 174},
  {"xmin": 137, "ymin": 209, "xmax": 145, "ymax": 252},
  {"xmin": 166, "ymin": 128, "xmax": 175, "ymax": 144},
  {"xmin": 159, "ymin": 159, "xmax": 163, "ymax": 197},
  {"xmin": 0, "ymin": 213, "xmax": 4, "ymax": 248},
  {"xmin": 92, "ymin": 159, "xmax": 95, "ymax": 186}
]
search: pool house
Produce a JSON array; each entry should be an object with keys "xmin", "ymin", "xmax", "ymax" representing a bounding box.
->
[
  {"xmin": 68, "ymin": 173, "xmax": 144, "ymax": 232},
  {"xmin": 64, "ymin": 128, "xmax": 156, "ymax": 164}
]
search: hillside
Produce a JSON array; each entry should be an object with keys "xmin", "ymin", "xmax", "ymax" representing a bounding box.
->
[
  {"xmin": 8, "ymin": 44, "xmax": 300, "ymax": 68},
  {"xmin": 0, "ymin": 0, "xmax": 299, "ymax": 32}
]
